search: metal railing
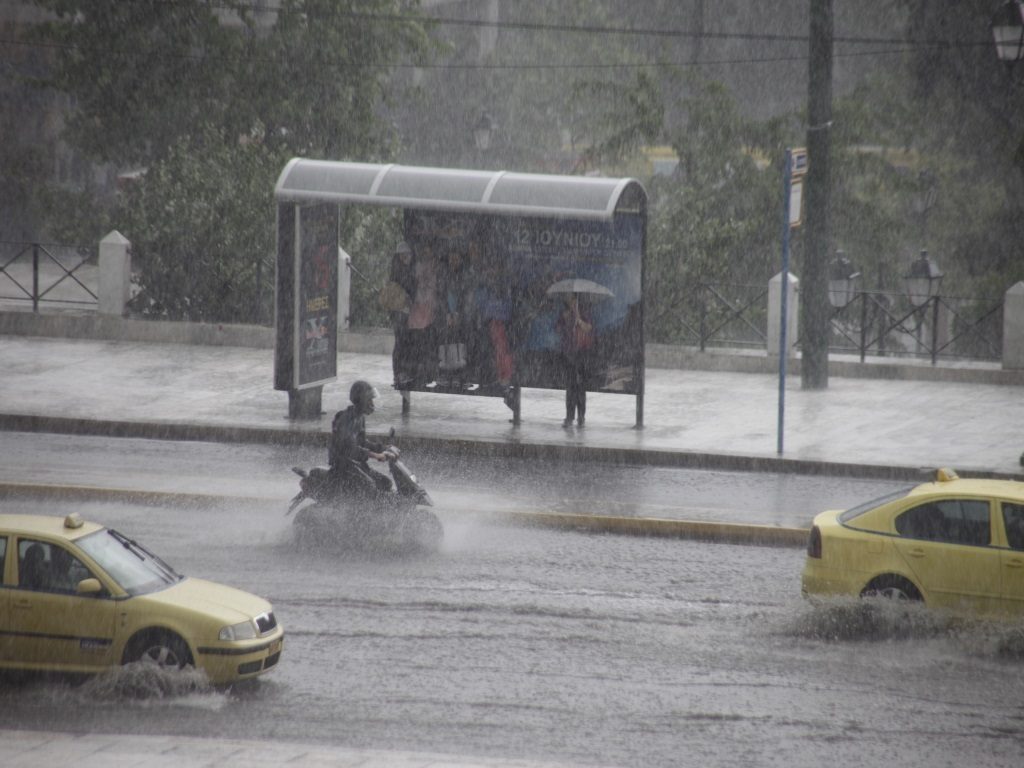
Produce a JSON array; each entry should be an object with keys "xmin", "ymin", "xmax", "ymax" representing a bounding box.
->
[
  {"xmin": 826, "ymin": 290, "xmax": 1002, "ymax": 364},
  {"xmin": 0, "ymin": 242, "xmax": 98, "ymax": 312},
  {"xmin": 661, "ymin": 280, "xmax": 1003, "ymax": 364},
  {"xmin": 662, "ymin": 281, "xmax": 768, "ymax": 351}
]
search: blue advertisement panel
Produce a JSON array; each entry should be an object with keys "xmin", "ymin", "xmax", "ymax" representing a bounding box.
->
[{"xmin": 388, "ymin": 211, "xmax": 643, "ymax": 396}]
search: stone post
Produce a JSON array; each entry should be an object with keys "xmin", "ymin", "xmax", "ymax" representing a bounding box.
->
[
  {"xmin": 98, "ymin": 230, "xmax": 131, "ymax": 316},
  {"xmin": 338, "ymin": 245, "xmax": 352, "ymax": 332},
  {"xmin": 1003, "ymin": 281, "xmax": 1024, "ymax": 370},
  {"xmin": 767, "ymin": 271, "xmax": 800, "ymax": 357}
]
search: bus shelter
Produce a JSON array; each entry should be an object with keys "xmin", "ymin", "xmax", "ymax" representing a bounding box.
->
[{"xmin": 273, "ymin": 160, "xmax": 647, "ymax": 426}]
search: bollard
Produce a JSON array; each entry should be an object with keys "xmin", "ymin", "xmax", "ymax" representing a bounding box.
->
[{"xmin": 98, "ymin": 231, "xmax": 131, "ymax": 316}]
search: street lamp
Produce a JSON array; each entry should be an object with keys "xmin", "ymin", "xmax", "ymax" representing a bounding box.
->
[
  {"xmin": 904, "ymin": 249, "xmax": 943, "ymax": 308},
  {"xmin": 473, "ymin": 111, "xmax": 494, "ymax": 152},
  {"xmin": 827, "ymin": 250, "xmax": 861, "ymax": 308},
  {"xmin": 992, "ymin": 1, "xmax": 1024, "ymax": 65},
  {"xmin": 911, "ymin": 169, "xmax": 938, "ymax": 242}
]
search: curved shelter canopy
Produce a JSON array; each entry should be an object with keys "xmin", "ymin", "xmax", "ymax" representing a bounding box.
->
[{"xmin": 274, "ymin": 159, "xmax": 646, "ymax": 221}]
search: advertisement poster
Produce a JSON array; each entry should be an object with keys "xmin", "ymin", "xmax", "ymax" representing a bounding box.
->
[
  {"xmin": 296, "ymin": 203, "xmax": 338, "ymax": 388},
  {"xmin": 392, "ymin": 210, "xmax": 643, "ymax": 396}
]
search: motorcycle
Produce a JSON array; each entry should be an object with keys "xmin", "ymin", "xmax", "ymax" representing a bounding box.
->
[{"xmin": 287, "ymin": 432, "xmax": 443, "ymax": 554}]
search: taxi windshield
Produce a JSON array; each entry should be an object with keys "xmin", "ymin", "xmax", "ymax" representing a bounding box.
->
[{"xmin": 76, "ymin": 528, "xmax": 183, "ymax": 596}]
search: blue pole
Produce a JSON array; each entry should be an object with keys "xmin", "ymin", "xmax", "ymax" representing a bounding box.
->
[{"xmin": 777, "ymin": 150, "xmax": 793, "ymax": 455}]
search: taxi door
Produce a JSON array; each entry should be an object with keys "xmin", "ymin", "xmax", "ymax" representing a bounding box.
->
[
  {"xmin": 8, "ymin": 538, "xmax": 118, "ymax": 670},
  {"xmin": 892, "ymin": 499, "xmax": 1003, "ymax": 614},
  {"xmin": 998, "ymin": 502, "xmax": 1024, "ymax": 614}
]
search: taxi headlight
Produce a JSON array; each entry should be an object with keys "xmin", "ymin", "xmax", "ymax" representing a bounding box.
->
[{"xmin": 219, "ymin": 620, "xmax": 257, "ymax": 641}]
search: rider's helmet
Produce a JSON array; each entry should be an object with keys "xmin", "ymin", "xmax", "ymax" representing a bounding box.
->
[{"xmin": 349, "ymin": 380, "xmax": 379, "ymax": 415}]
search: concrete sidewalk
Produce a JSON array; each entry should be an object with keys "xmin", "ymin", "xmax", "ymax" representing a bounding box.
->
[
  {"xmin": 0, "ymin": 334, "xmax": 1021, "ymax": 481},
  {"xmin": 4, "ymin": 728, "xmax": 596, "ymax": 768}
]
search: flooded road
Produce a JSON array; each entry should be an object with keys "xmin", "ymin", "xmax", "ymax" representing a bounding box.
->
[
  {"xmin": 0, "ymin": 431, "xmax": 916, "ymax": 528},
  {"xmin": 3, "ymin": 493, "xmax": 1024, "ymax": 767}
]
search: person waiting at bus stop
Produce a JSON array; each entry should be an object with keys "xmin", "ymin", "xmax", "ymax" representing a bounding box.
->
[
  {"xmin": 328, "ymin": 381, "xmax": 395, "ymax": 498},
  {"xmin": 556, "ymin": 292, "xmax": 594, "ymax": 427}
]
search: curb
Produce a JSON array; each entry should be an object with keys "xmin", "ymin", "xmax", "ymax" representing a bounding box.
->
[
  {"xmin": 3, "ymin": 412, "xmax": 1021, "ymax": 483},
  {"xmin": 0, "ymin": 482, "xmax": 809, "ymax": 549}
]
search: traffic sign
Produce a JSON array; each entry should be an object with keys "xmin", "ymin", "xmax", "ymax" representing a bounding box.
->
[
  {"xmin": 789, "ymin": 179, "xmax": 803, "ymax": 228},
  {"xmin": 790, "ymin": 147, "xmax": 808, "ymax": 177}
]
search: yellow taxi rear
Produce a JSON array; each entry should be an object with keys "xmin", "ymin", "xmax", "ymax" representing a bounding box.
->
[
  {"xmin": 800, "ymin": 508, "xmax": 911, "ymax": 598},
  {"xmin": 801, "ymin": 471, "xmax": 1024, "ymax": 618}
]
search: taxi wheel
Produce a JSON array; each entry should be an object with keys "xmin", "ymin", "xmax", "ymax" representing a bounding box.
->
[
  {"xmin": 125, "ymin": 631, "xmax": 194, "ymax": 670},
  {"xmin": 860, "ymin": 575, "xmax": 921, "ymax": 602}
]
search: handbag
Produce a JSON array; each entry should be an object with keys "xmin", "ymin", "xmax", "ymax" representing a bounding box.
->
[
  {"xmin": 438, "ymin": 341, "xmax": 467, "ymax": 372},
  {"xmin": 379, "ymin": 281, "xmax": 410, "ymax": 313}
]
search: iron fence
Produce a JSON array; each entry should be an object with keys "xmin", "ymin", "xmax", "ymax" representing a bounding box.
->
[
  {"xmin": 0, "ymin": 242, "xmax": 98, "ymax": 312},
  {"xmin": 661, "ymin": 281, "xmax": 769, "ymax": 351},
  {"xmin": 660, "ymin": 280, "xmax": 1003, "ymax": 364},
  {"xmin": 826, "ymin": 290, "xmax": 1002, "ymax": 364}
]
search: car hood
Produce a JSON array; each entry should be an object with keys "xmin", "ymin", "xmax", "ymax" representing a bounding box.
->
[{"xmin": 141, "ymin": 577, "xmax": 272, "ymax": 624}]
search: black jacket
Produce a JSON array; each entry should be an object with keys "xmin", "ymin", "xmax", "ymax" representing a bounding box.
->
[{"xmin": 329, "ymin": 405, "xmax": 383, "ymax": 470}]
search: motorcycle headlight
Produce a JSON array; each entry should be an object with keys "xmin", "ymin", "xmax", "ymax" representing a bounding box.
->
[{"xmin": 219, "ymin": 620, "xmax": 257, "ymax": 641}]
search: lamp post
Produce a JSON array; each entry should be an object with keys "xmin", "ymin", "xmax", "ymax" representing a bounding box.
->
[
  {"xmin": 911, "ymin": 169, "xmax": 938, "ymax": 243},
  {"xmin": 827, "ymin": 250, "xmax": 861, "ymax": 309},
  {"xmin": 829, "ymin": 250, "xmax": 870, "ymax": 362},
  {"xmin": 992, "ymin": 0, "xmax": 1024, "ymax": 65},
  {"xmin": 904, "ymin": 250, "xmax": 944, "ymax": 363},
  {"xmin": 904, "ymin": 249, "xmax": 943, "ymax": 308},
  {"xmin": 473, "ymin": 110, "xmax": 494, "ymax": 155}
]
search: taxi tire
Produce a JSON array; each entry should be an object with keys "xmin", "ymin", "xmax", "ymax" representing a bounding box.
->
[
  {"xmin": 860, "ymin": 575, "xmax": 922, "ymax": 602},
  {"xmin": 124, "ymin": 630, "xmax": 194, "ymax": 670}
]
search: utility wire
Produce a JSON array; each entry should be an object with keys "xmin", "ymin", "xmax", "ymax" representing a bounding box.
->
[
  {"xmin": 0, "ymin": 0, "xmax": 994, "ymax": 54},
  {"xmin": 131, "ymin": 0, "xmax": 994, "ymax": 50},
  {"xmin": 0, "ymin": 34, "xmax": 972, "ymax": 73}
]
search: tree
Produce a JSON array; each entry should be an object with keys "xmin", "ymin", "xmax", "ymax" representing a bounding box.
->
[
  {"xmin": 646, "ymin": 76, "xmax": 784, "ymax": 345},
  {"xmin": 119, "ymin": 127, "xmax": 284, "ymax": 322},
  {"xmin": 30, "ymin": 0, "xmax": 431, "ymax": 321}
]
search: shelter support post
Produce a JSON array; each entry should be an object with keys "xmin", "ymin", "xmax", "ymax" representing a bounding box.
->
[
  {"xmin": 288, "ymin": 386, "xmax": 322, "ymax": 420},
  {"xmin": 510, "ymin": 385, "xmax": 521, "ymax": 426}
]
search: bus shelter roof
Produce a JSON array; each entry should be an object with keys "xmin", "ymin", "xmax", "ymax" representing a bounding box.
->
[{"xmin": 274, "ymin": 159, "xmax": 646, "ymax": 221}]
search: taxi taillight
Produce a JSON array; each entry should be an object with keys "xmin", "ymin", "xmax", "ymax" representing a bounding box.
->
[{"xmin": 807, "ymin": 525, "xmax": 822, "ymax": 559}]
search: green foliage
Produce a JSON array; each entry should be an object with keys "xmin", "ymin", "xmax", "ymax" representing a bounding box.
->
[
  {"xmin": 645, "ymin": 76, "xmax": 783, "ymax": 344},
  {"xmin": 30, "ymin": 0, "xmax": 430, "ymax": 322},
  {"xmin": 829, "ymin": 58, "xmax": 1024, "ymax": 299},
  {"xmin": 340, "ymin": 206, "xmax": 405, "ymax": 329},
  {"xmin": 32, "ymin": 0, "xmax": 244, "ymax": 166},
  {"xmin": 398, "ymin": 0, "xmax": 644, "ymax": 172},
  {"xmin": 119, "ymin": 127, "xmax": 287, "ymax": 322}
]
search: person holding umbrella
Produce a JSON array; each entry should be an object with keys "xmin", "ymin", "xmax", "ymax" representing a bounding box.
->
[
  {"xmin": 556, "ymin": 291, "xmax": 595, "ymax": 427},
  {"xmin": 548, "ymin": 277, "xmax": 611, "ymax": 427}
]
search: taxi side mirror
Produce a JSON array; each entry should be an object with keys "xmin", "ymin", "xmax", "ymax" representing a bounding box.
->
[{"xmin": 76, "ymin": 578, "xmax": 102, "ymax": 596}]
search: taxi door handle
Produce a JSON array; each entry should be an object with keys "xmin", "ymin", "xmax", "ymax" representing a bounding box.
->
[
  {"xmin": 906, "ymin": 548, "xmax": 926, "ymax": 558},
  {"xmin": 13, "ymin": 597, "xmax": 33, "ymax": 609},
  {"xmin": 1005, "ymin": 559, "xmax": 1024, "ymax": 569}
]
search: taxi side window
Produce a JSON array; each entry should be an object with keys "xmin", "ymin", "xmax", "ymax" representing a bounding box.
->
[
  {"xmin": 0, "ymin": 536, "xmax": 7, "ymax": 583},
  {"xmin": 18, "ymin": 539, "xmax": 93, "ymax": 594},
  {"xmin": 1003, "ymin": 503, "xmax": 1024, "ymax": 551},
  {"xmin": 895, "ymin": 500, "xmax": 991, "ymax": 546}
]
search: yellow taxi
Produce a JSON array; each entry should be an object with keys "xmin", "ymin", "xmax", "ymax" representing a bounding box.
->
[
  {"xmin": 802, "ymin": 469, "xmax": 1024, "ymax": 617},
  {"xmin": 0, "ymin": 513, "xmax": 284, "ymax": 684}
]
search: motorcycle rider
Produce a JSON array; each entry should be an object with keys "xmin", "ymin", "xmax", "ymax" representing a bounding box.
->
[{"xmin": 329, "ymin": 380, "xmax": 395, "ymax": 498}]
